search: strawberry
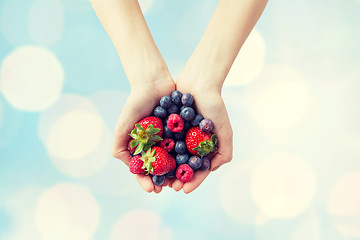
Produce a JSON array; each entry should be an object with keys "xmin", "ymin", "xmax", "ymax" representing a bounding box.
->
[
  {"xmin": 185, "ymin": 127, "xmax": 217, "ymax": 158},
  {"xmin": 129, "ymin": 155, "xmax": 146, "ymax": 174},
  {"xmin": 140, "ymin": 146, "xmax": 176, "ymax": 176},
  {"xmin": 129, "ymin": 116, "xmax": 163, "ymax": 155}
]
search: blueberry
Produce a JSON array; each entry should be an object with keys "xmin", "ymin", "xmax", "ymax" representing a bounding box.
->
[
  {"xmin": 180, "ymin": 105, "xmax": 187, "ymax": 113},
  {"xmin": 152, "ymin": 175, "xmax": 165, "ymax": 185},
  {"xmin": 163, "ymin": 125, "xmax": 173, "ymax": 138},
  {"xmin": 199, "ymin": 119, "xmax": 214, "ymax": 132},
  {"xmin": 165, "ymin": 169, "xmax": 176, "ymax": 178},
  {"xmin": 184, "ymin": 121, "xmax": 192, "ymax": 131},
  {"xmin": 175, "ymin": 140, "xmax": 186, "ymax": 154},
  {"xmin": 171, "ymin": 90, "xmax": 183, "ymax": 106},
  {"xmin": 176, "ymin": 154, "xmax": 189, "ymax": 165},
  {"xmin": 200, "ymin": 157, "xmax": 210, "ymax": 170},
  {"xmin": 191, "ymin": 114, "xmax": 204, "ymax": 126},
  {"xmin": 160, "ymin": 96, "xmax": 172, "ymax": 108},
  {"xmin": 188, "ymin": 156, "xmax": 202, "ymax": 170},
  {"xmin": 153, "ymin": 106, "xmax": 167, "ymax": 118},
  {"xmin": 174, "ymin": 129, "xmax": 185, "ymax": 140},
  {"xmin": 168, "ymin": 103, "xmax": 179, "ymax": 114},
  {"xmin": 181, "ymin": 93, "xmax": 194, "ymax": 106},
  {"xmin": 180, "ymin": 107, "xmax": 195, "ymax": 121}
]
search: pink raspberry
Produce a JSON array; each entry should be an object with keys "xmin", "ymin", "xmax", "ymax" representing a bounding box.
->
[
  {"xmin": 129, "ymin": 155, "xmax": 145, "ymax": 174},
  {"xmin": 167, "ymin": 114, "xmax": 184, "ymax": 133},
  {"xmin": 176, "ymin": 164, "xmax": 194, "ymax": 182},
  {"xmin": 159, "ymin": 138, "xmax": 175, "ymax": 152}
]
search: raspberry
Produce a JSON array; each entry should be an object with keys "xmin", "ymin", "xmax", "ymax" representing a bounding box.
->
[
  {"xmin": 159, "ymin": 138, "xmax": 175, "ymax": 152},
  {"xmin": 129, "ymin": 155, "xmax": 145, "ymax": 174},
  {"xmin": 176, "ymin": 164, "xmax": 194, "ymax": 182},
  {"xmin": 167, "ymin": 114, "xmax": 184, "ymax": 133}
]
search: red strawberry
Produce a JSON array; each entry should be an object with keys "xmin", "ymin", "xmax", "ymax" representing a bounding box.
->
[
  {"xmin": 140, "ymin": 146, "xmax": 176, "ymax": 176},
  {"xmin": 185, "ymin": 127, "xmax": 217, "ymax": 158},
  {"xmin": 129, "ymin": 155, "xmax": 146, "ymax": 174},
  {"xmin": 129, "ymin": 116, "xmax": 163, "ymax": 155}
]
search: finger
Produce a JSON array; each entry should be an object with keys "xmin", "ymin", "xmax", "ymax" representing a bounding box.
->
[
  {"xmin": 210, "ymin": 149, "xmax": 232, "ymax": 171},
  {"xmin": 167, "ymin": 178, "xmax": 176, "ymax": 188},
  {"xmin": 162, "ymin": 178, "xmax": 170, "ymax": 187},
  {"xmin": 172, "ymin": 179, "xmax": 184, "ymax": 192},
  {"xmin": 182, "ymin": 169, "xmax": 210, "ymax": 194},
  {"xmin": 135, "ymin": 174, "xmax": 154, "ymax": 193},
  {"xmin": 154, "ymin": 185, "xmax": 162, "ymax": 194}
]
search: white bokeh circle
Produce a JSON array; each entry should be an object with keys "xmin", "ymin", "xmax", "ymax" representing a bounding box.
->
[
  {"xmin": 35, "ymin": 183, "xmax": 100, "ymax": 240},
  {"xmin": 248, "ymin": 65, "xmax": 311, "ymax": 130},
  {"xmin": 110, "ymin": 209, "xmax": 173, "ymax": 240},
  {"xmin": 39, "ymin": 94, "xmax": 110, "ymax": 178},
  {"xmin": 220, "ymin": 160, "xmax": 258, "ymax": 224},
  {"xmin": 224, "ymin": 29, "xmax": 266, "ymax": 86},
  {"xmin": 328, "ymin": 171, "xmax": 360, "ymax": 216},
  {"xmin": 28, "ymin": 0, "xmax": 64, "ymax": 47},
  {"xmin": 0, "ymin": 46, "xmax": 64, "ymax": 111},
  {"xmin": 47, "ymin": 110, "xmax": 104, "ymax": 160},
  {"xmin": 251, "ymin": 154, "xmax": 316, "ymax": 219},
  {"xmin": 290, "ymin": 217, "xmax": 320, "ymax": 240},
  {"xmin": 139, "ymin": 0, "xmax": 154, "ymax": 14},
  {"xmin": 328, "ymin": 171, "xmax": 360, "ymax": 238}
]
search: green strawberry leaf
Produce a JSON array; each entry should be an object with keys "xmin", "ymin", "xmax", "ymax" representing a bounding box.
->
[
  {"xmin": 135, "ymin": 123, "xmax": 145, "ymax": 131},
  {"xmin": 150, "ymin": 135, "xmax": 163, "ymax": 141},
  {"xmin": 134, "ymin": 142, "xmax": 144, "ymax": 155},
  {"xmin": 130, "ymin": 139, "xmax": 139, "ymax": 149}
]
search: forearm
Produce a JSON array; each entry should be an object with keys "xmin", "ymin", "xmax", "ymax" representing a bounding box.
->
[
  {"xmin": 181, "ymin": 0, "xmax": 268, "ymax": 92},
  {"xmin": 91, "ymin": 0, "xmax": 170, "ymax": 87}
]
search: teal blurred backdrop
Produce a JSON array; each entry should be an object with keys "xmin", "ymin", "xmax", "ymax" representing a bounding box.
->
[{"xmin": 1, "ymin": 0, "xmax": 360, "ymax": 239}]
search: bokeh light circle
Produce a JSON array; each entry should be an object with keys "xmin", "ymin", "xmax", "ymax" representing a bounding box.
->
[
  {"xmin": 220, "ymin": 160, "xmax": 258, "ymax": 224},
  {"xmin": 328, "ymin": 171, "xmax": 360, "ymax": 238},
  {"xmin": 251, "ymin": 154, "xmax": 316, "ymax": 219},
  {"xmin": 110, "ymin": 209, "xmax": 173, "ymax": 240},
  {"xmin": 47, "ymin": 110, "xmax": 104, "ymax": 160},
  {"xmin": 224, "ymin": 29, "xmax": 266, "ymax": 86},
  {"xmin": 328, "ymin": 171, "xmax": 360, "ymax": 216},
  {"xmin": 249, "ymin": 65, "xmax": 310, "ymax": 130},
  {"xmin": 28, "ymin": 0, "xmax": 64, "ymax": 47},
  {"xmin": 0, "ymin": 46, "xmax": 64, "ymax": 111},
  {"xmin": 35, "ymin": 183, "xmax": 100, "ymax": 240},
  {"xmin": 39, "ymin": 94, "xmax": 109, "ymax": 178}
]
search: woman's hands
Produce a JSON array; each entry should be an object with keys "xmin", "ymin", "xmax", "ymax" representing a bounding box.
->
[
  {"xmin": 112, "ymin": 72, "xmax": 175, "ymax": 194},
  {"xmin": 171, "ymin": 77, "xmax": 233, "ymax": 193}
]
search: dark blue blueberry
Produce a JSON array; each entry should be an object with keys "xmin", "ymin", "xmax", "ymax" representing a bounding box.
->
[
  {"xmin": 174, "ymin": 129, "xmax": 185, "ymax": 140},
  {"xmin": 152, "ymin": 175, "xmax": 165, "ymax": 186},
  {"xmin": 160, "ymin": 96, "xmax": 172, "ymax": 108},
  {"xmin": 171, "ymin": 90, "xmax": 183, "ymax": 106},
  {"xmin": 199, "ymin": 118, "xmax": 214, "ymax": 132},
  {"xmin": 180, "ymin": 107, "xmax": 195, "ymax": 121},
  {"xmin": 181, "ymin": 93, "xmax": 194, "ymax": 106},
  {"xmin": 175, "ymin": 140, "xmax": 186, "ymax": 154},
  {"xmin": 188, "ymin": 156, "xmax": 202, "ymax": 170},
  {"xmin": 184, "ymin": 121, "xmax": 192, "ymax": 131},
  {"xmin": 168, "ymin": 103, "xmax": 179, "ymax": 114},
  {"xmin": 191, "ymin": 114, "xmax": 204, "ymax": 126},
  {"xmin": 200, "ymin": 157, "xmax": 210, "ymax": 170},
  {"xmin": 165, "ymin": 169, "xmax": 176, "ymax": 178},
  {"xmin": 176, "ymin": 154, "xmax": 189, "ymax": 165},
  {"xmin": 153, "ymin": 106, "xmax": 167, "ymax": 118},
  {"xmin": 180, "ymin": 105, "xmax": 187, "ymax": 113},
  {"xmin": 163, "ymin": 125, "xmax": 173, "ymax": 138}
]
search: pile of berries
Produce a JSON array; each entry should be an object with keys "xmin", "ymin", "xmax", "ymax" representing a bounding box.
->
[{"xmin": 128, "ymin": 90, "xmax": 217, "ymax": 186}]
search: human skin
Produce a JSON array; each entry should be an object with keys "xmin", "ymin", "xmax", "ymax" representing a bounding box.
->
[{"xmin": 91, "ymin": 0, "xmax": 268, "ymax": 193}]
